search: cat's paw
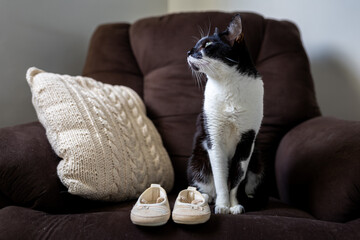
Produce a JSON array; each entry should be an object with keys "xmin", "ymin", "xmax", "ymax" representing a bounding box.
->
[
  {"xmin": 230, "ymin": 205, "xmax": 245, "ymax": 215},
  {"xmin": 215, "ymin": 205, "xmax": 230, "ymax": 214}
]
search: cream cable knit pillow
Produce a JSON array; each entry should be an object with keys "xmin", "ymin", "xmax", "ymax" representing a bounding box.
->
[{"xmin": 26, "ymin": 67, "xmax": 174, "ymax": 201}]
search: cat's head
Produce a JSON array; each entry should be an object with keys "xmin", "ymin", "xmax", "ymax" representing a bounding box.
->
[{"xmin": 187, "ymin": 14, "xmax": 253, "ymax": 78}]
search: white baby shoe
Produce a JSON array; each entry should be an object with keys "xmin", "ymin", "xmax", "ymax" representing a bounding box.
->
[
  {"xmin": 130, "ymin": 184, "xmax": 171, "ymax": 226},
  {"xmin": 172, "ymin": 186, "xmax": 211, "ymax": 224}
]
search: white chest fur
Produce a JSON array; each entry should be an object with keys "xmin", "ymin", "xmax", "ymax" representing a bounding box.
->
[{"xmin": 203, "ymin": 69, "xmax": 263, "ymax": 157}]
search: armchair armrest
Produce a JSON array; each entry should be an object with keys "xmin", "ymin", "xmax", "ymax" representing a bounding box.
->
[
  {"xmin": 276, "ymin": 117, "xmax": 360, "ymax": 222},
  {"xmin": 0, "ymin": 122, "xmax": 90, "ymax": 213}
]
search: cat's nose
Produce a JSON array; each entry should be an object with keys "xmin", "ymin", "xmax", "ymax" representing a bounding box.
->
[{"xmin": 187, "ymin": 49, "xmax": 194, "ymax": 56}]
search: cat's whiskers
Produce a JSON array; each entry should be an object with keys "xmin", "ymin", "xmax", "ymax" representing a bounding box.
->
[
  {"xmin": 198, "ymin": 25, "xmax": 206, "ymax": 38},
  {"xmin": 225, "ymin": 57, "xmax": 239, "ymax": 64},
  {"xmin": 196, "ymin": 72, "xmax": 203, "ymax": 90},
  {"xmin": 190, "ymin": 67, "xmax": 205, "ymax": 91},
  {"xmin": 195, "ymin": 71, "xmax": 205, "ymax": 91},
  {"xmin": 206, "ymin": 21, "xmax": 212, "ymax": 37},
  {"xmin": 188, "ymin": 64, "xmax": 201, "ymax": 90},
  {"xmin": 194, "ymin": 71, "xmax": 201, "ymax": 89},
  {"xmin": 192, "ymin": 36, "xmax": 200, "ymax": 43}
]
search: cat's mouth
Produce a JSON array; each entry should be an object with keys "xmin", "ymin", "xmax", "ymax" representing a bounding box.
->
[
  {"xmin": 189, "ymin": 62, "xmax": 199, "ymax": 71},
  {"xmin": 187, "ymin": 56, "xmax": 207, "ymax": 72}
]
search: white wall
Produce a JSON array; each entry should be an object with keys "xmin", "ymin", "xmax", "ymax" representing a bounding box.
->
[
  {"xmin": 169, "ymin": 0, "xmax": 360, "ymax": 121},
  {"xmin": 0, "ymin": 0, "xmax": 167, "ymax": 128}
]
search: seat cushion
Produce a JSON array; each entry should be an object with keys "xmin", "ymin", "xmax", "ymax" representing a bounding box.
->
[{"xmin": 1, "ymin": 198, "xmax": 358, "ymax": 240}]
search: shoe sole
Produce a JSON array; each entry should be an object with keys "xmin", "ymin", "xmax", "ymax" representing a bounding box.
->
[
  {"xmin": 172, "ymin": 213, "xmax": 210, "ymax": 225},
  {"xmin": 131, "ymin": 220, "xmax": 169, "ymax": 226},
  {"xmin": 131, "ymin": 213, "xmax": 170, "ymax": 227}
]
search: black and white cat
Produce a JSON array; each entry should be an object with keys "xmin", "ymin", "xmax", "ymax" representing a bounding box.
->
[{"xmin": 187, "ymin": 14, "xmax": 264, "ymax": 214}]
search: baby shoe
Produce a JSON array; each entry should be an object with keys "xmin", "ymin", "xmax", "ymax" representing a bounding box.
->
[
  {"xmin": 172, "ymin": 186, "xmax": 211, "ymax": 224},
  {"xmin": 130, "ymin": 184, "xmax": 171, "ymax": 226}
]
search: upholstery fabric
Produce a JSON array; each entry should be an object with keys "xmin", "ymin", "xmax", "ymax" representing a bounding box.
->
[
  {"xmin": 276, "ymin": 116, "xmax": 360, "ymax": 222},
  {"xmin": 26, "ymin": 67, "xmax": 173, "ymax": 201},
  {"xmin": 0, "ymin": 122, "xmax": 65, "ymax": 212},
  {"xmin": 82, "ymin": 23, "xmax": 144, "ymax": 97},
  {"xmin": 1, "ymin": 198, "xmax": 359, "ymax": 240}
]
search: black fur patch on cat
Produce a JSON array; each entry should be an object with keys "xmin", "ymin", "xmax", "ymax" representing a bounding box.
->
[
  {"xmin": 232, "ymin": 39, "xmax": 259, "ymax": 77},
  {"xmin": 233, "ymin": 130, "xmax": 256, "ymax": 161},
  {"xmin": 187, "ymin": 113, "xmax": 212, "ymax": 184},
  {"xmin": 229, "ymin": 130, "xmax": 256, "ymax": 189}
]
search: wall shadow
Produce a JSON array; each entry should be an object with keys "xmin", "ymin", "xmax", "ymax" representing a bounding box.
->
[{"xmin": 310, "ymin": 51, "xmax": 360, "ymax": 121}]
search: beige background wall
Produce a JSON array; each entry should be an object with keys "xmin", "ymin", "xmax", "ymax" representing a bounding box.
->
[{"xmin": 1, "ymin": 0, "xmax": 359, "ymax": 128}]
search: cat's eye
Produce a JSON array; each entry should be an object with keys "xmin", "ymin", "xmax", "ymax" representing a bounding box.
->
[{"xmin": 205, "ymin": 42, "xmax": 212, "ymax": 48}]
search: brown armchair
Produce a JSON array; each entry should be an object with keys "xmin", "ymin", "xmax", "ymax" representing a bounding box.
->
[{"xmin": 0, "ymin": 12, "xmax": 359, "ymax": 239}]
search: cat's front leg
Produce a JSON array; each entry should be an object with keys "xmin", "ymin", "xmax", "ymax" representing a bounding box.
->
[{"xmin": 208, "ymin": 147, "xmax": 230, "ymax": 214}]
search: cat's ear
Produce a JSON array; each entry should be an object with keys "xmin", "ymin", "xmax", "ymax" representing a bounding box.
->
[
  {"xmin": 214, "ymin": 27, "xmax": 219, "ymax": 35},
  {"xmin": 225, "ymin": 14, "xmax": 243, "ymax": 46}
]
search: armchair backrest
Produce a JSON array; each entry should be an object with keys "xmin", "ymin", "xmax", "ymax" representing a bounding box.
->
[{"xmin": 83, "ymin": 12, "xmax": 321, "ymax": 196}]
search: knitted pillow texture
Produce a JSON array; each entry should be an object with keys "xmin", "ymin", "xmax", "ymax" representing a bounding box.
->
[{"xmin": 26, "ymin": 67, "xmax": 174, "ymax": 201}]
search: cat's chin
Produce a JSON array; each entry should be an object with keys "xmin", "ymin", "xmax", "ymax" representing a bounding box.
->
[
  {"xmin": 187, "ymin": 56, "xmax": 203, "ymax": 72},
  {"xmin": 189, "ymin": 63, "xmax": 200, "ymax": 71}
]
